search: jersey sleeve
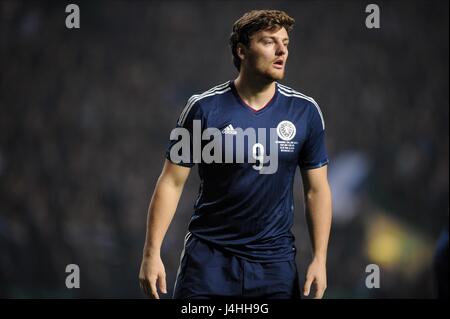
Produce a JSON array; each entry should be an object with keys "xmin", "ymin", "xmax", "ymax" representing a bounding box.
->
[
  {"xmin": 165, "ymin": 97, "xmax": 203, "ymax": 167},
  {"xmin": 298, "ymin": 101, "xmax": 329, "ymax": 170}
]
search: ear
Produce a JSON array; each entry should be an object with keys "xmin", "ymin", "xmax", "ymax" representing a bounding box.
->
[{"xmin": 236, "ymin": 43, "xmax": 247, "ymax": 61}]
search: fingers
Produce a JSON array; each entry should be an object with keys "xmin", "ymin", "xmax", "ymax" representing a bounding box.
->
[
  {"xmin": 158, "ymin": 272, "xmax": 167, "ymax": 295},
  {"xmin": 139, "ymin": 280, "xmax": 146, "ymax": 295},
  {"xmin": 147, "ymin": 272, "xmax": 168, "ymax": 299},
  {"xmin": 304, "ymin": 277, "xmax": 327, "ymax": 299},
  {"xmin": 149, "ymin": 276, "xmax": 160, "ymax": 299},
  {"xmin": 139, "ymin": 275, "xmax": 159, "ymax": 299},
  {"xmin": 303, "ymin": 276, "xmax": 313, "ymax": 297},
  {"xmin": 314, "ymin": 283, "xmax": 327, "ymax": 299},
  {"xmin": 139, "ymin": 277, "xmax": 152, "ymax": 298},
  {"xmin": 139, "ymin": 258, "xmax": 166, "ymax": 299},
  {"xmin": 304, "ymin": 276, "xmax": 327, "ymax": 299}
]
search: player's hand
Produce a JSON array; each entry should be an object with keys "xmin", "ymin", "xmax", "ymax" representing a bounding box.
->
[
  {"xmin": 139, "ymin": 254, "xmax": 167, "ymax": 299},
  {"xmin": 303, "ymin": 258, "xmax": 327, "ymax": 299}
]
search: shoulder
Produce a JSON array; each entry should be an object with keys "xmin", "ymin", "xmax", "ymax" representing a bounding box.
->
[
  {"xmin": 276, "ymin": 82, "xmax": 325, "ymax": 130},
  {"xmin": 177, "ymin": 81, "xmax": 231, "ymax": 126}
]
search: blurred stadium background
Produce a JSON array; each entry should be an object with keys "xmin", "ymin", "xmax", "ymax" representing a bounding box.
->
[{"xmin": 0, "ymin": 0, "xmax": 448, "ymax": 298}]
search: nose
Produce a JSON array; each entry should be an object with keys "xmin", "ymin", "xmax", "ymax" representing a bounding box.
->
[{"xmin": 276, "ymin": 41, "xmax": 287, "ymax": 56}]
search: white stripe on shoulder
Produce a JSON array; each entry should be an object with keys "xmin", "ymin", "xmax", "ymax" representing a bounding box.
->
[
  {"xmin": 178, "ymin": 81, "xmax": 229, "ymax": 125},
  {"xmin": 179, "ymin": 87, "xmax": 231, "ymax": 126},
  {"xmin": 178, "ymin": 81, "xmax": 231, "ymax": 126},
  {"xmin": 277, "ymin": 83, "xmax": 325, "ymax": 130}
]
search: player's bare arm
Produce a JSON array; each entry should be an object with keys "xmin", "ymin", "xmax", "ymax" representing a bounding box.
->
[
  {"xmin": 301, "ymin": 165, "xmax": 332, "ymax": 299},
  {"xmin": 139, "ymin": 160, "xmax": 191, "ymax": 299}
]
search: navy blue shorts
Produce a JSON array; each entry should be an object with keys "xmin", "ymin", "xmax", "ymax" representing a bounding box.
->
[{"xmin": 173, "ymin": 233, "xmax": 301, "ymax": 299}]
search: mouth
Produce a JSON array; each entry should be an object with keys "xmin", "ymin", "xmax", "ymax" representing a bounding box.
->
[{"xmin": 272, "ymin": 59, "xmax": 284, "ymax": 69}]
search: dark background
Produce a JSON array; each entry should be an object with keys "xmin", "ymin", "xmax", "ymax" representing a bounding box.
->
[{"xmin": 0, "ymin": 0, "xmax": 448, "ymax": 298}]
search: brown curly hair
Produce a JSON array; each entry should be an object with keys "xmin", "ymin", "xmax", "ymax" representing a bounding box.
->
[{"xmin": 229, "ymin": 10, "xmax": 295, "ymax": 71}]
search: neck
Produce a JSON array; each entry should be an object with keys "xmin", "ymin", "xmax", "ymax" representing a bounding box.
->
[{"xmin": 234, "ymin": 71, "xmax": 276, "ymax": 110}]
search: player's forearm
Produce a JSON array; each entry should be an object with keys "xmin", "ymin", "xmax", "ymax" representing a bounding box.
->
[
  {"xmin": 304, "ymin": 184, "xmax": 332, "ymax": 263},
  {"xmin": 143, "ymin": 176, "xmax": 184, "ymax": 256}
]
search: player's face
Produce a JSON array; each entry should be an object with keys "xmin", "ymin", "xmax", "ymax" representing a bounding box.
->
[{"xmin": 245, "ymin": 27, "xmax": 289, "ymax": 81}]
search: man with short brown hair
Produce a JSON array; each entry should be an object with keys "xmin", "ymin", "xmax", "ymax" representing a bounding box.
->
[{"xmin": 139, "ymin": 9, "xmax": 332, "ymax": 299}]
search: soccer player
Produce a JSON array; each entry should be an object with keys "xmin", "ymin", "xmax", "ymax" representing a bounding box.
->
[{"xmin": 139, "ymin": 10, "xmax": 332, "ymax": 299}]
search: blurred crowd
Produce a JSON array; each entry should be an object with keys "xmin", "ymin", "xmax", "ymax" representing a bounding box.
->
[{"xmin": 0, "ymin": 0, "xmax": 448, "ymax": 298}]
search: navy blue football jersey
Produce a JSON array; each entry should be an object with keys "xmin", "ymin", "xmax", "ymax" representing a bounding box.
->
[{"xmin": 166, "ymin": 80, "xmax": 328, "ymax": 262}]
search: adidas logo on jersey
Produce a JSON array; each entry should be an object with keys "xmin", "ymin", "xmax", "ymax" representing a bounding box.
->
[{"xmin": 222, "ymin": 124, "xmax": 237, "ymax": 135}]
